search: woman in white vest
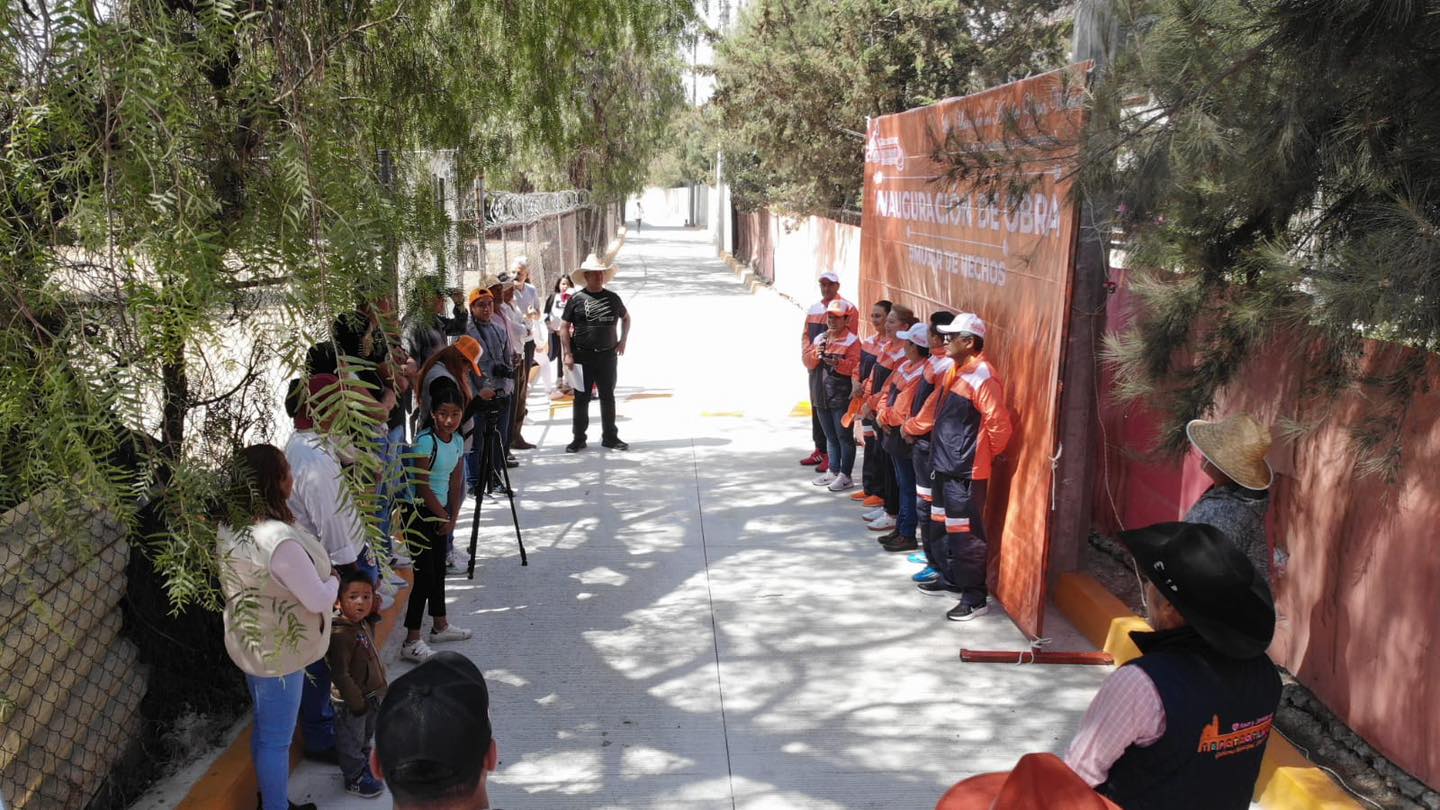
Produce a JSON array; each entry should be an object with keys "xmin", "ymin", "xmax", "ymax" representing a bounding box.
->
[{"xmin": 218, "ymin": 444, "xmax": 339, "ymax": 810}]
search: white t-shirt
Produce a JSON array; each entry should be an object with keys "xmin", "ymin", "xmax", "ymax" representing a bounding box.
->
[{"xmin": 284, "ymin": 431, "xmax": 365, "ymax": 566}]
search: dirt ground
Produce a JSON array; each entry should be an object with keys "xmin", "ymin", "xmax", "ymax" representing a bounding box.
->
[{"xmin": 1084, "ymin": 533, "xmax": 1439, "ymax": 810}]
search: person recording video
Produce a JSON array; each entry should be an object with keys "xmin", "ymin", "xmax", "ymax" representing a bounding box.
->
[{"xmin": 464, "ymin": 286, "xmax": 515, "ymax": 496}]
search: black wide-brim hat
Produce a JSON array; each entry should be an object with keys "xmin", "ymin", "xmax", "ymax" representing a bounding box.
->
[{"xmin": 1118, "ymin": 522, "xmax": 1276, "ymax": 659}]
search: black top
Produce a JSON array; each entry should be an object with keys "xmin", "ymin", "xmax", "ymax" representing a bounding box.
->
[
  {"xmin": 562, "ymin": 288, "xmax": 627, "ymax": 352},
  {"xmin": 1099, "ymin": 627, "xmax": 1282, "ymax": 810}
]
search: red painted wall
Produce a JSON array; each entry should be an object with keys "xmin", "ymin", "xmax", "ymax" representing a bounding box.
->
[{"xmin": 1093, "ymin": 269, "xmax": 1440, "ymax": 787}]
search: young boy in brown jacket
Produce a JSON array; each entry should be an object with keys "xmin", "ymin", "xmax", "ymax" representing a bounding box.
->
[{"xmin": 328, "ymin": 570, "xmax": 389, "ymax": 798}]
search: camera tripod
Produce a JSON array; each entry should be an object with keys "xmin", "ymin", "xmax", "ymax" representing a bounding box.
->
[{"xmin": 464, "ymin": 399, "xmax": 528, "ymax": 579}]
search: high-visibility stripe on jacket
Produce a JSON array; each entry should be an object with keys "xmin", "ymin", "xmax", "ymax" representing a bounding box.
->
[
  {"xmin": 801, "ymin": 296, "xmax": 859, "ymax": 354},
  {"xmin": 875, "ymin": 357, "xmax": 926, "ymax": 428},
  {"xmin": 803, "ymin": 330, "xmax": 862, "ymax": 409},
  {"xmin": 905, "ymin": 354, "xmax": 1012, "ymax": 480},
  {"xmin": 902, "ymin": 352, "xmax": 955, "ymax": 439}
]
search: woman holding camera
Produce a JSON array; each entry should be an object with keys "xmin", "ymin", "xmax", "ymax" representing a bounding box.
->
[{"xmin": 804, "ymin": 300, "xmax": 861, "ymax": 492}]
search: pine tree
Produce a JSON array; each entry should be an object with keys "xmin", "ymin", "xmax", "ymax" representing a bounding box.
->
[
  {"xmin": 1086, "ymin": 0, "xmax": 1440, "ymax": 472},
  {"xmin": 708, "ymin": 0, "xmax": 1071, "ymax": 215}
]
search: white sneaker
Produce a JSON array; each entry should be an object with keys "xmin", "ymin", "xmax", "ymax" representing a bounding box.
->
[
  {"xmin": 812, "ymin": 472, "xmax": 837, "ymax": 487},
  {"xmin": 446, "ymin": 549, "xmax": 470, "ymax": 570},
  {"xmin": 401, "ymin": 638, "xmax": 435, "ymax": 662},
  {"xmin": 386, "ymin": 572, "xmax": 409, "ymax": 589},
  {"xmin": 867, "ymin": 514, "xmax": 897, "ymax": 531},
  {"xmin": 860, "ymin": 507, "xmax": 887, "ymax": 522},
  {"xmin": 827, "ymin": 474, "xmax": 855, "ymax": 492},
  {"xmin": 429, "ymin": 625, "xmax": 473, "ymax": 643},
  {"xmin": 389, "ymin": 552, "xmax": 413, "ymax": 569}
]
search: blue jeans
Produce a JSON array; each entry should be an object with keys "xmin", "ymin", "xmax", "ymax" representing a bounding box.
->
[
  {"xmin": 816, "ymin": 407, "xmax": 856, "ymax": 477},
  {"xmin": 892, "ymin": 453, "xmax": 918, "ymax": 539},
  {"xmin": 376, "ymin": 423, "xmax": 407, "ymax": 557},
  {"xmin": 298, "ymin": 658, "xmax": 335, "ymax": 754},
  {"xmin": 246, "ymin": 671, "xmax": 304, "ymax": 810}
]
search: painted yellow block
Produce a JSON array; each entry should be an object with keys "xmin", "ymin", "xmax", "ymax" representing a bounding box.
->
[
  {"xmin": 626, "ymin": 392, "xmax": 673, "ymax": 401},
  {"xmin": 702, "ymin": 411, "xmax": 745, "ymax": 418},
  {"xmin": 1053, "ymin": 573, "xmax": 1149, "ymax": 664},
  {"xmin": 790, "ymin": 401, "xmax": 813, "ymax": 418},
  {"xmin": 1255, "ymin": 736, "xmax": 1361, "ymax": 808}
]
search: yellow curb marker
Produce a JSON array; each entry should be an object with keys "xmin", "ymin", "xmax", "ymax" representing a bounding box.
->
[{"xmin": 790, "ymin": 401, "xmax": 812, "ymax": 418}]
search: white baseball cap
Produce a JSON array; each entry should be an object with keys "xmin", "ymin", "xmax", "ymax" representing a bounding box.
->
[
  {"xmin": 937, "ymin": 312, "xmax": 987, "ymax": 340},
  {"xmin": 818, "ymin": 272, "xmax": 840, "ymax": 284},
  {"xmin": 900, "ymin": 322, "xmax": 931, "ymax": 347}
]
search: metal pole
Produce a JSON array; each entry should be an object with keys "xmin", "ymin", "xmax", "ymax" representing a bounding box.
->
[{"xmin": 1049, "ymin": 4, "xmax": 1118, "ymax": 580}]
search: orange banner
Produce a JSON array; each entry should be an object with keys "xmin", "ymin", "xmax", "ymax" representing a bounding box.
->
[{"xmin": 859, "ymin": 65, "xmax": 1090, "ymax": 638}]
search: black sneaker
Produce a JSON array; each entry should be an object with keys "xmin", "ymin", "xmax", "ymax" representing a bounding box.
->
[
  {"xmin": 602, "ymin": 438, "xmax": 630, "ymax": 450},
  {"xmin": 874, "ymin": 528, "xmax": 900, "ymax": 543},
  {"xmin": 566, "ymin": 440, "xmax": 587, "ymax": 453},
  {"xmin": 917, "ymin": 579, "xmax": 963, "ymax": 597},
  {"xmin": 505, "ymin": 456, "xmax": 520, "ymax": 468},
  {"xmin": 881, "ymin": 536, "xmax": 919, "ymax": 552},
  {"xmin": 946, "ymin": 600, "xmax": 990, "ymax": 622}
]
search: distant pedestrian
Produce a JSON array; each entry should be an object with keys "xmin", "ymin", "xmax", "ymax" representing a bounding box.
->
[
  {"xmin": 541, "ymin": 276, "xmax": 574, "ymax": 399},
  {"xmin": 560, "ymin": 253, "xmax": 631, "ymax": 452},
  {"xmin": 217, "ymin": 444, "xmax": 336, "ymax": 810},
  {"xmin": 373, "ymin": 652, "xmax": 499, "ymax": 810},
  {"xmin": 506, "ymin": 260, "xmax": 540, "ymax": 450},
  {"xmin": 326, "ymin": 570, "xmax": 388, "ymax": 798}
]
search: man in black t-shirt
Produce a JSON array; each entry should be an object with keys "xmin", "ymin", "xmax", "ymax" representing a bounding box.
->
[{"xmin": 560, "ymin": 254, "xmax": 631, "ymax": 452}]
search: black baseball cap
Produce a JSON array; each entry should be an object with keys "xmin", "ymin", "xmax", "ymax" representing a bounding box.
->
[{"xmin": 376, "ymin": 652, "xmax": 493, "ymax": 797}]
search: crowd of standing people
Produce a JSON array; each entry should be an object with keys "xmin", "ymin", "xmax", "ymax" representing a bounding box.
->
[
  {"xmin": 800, "ymin": 274, "xmax": 1286, "ymax": 809},
  {"xmin": 799, "ymin": 272, "xmax": 1012, "ymax": 622},
  {"xmin": 216, "ymin": 250, "xmax": 631, "ymax": 809}
]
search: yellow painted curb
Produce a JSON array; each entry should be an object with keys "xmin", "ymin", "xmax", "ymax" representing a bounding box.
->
[
  {"xmin": 178, "ymin": 567, "xmax": 415, "ymax": 810},
  {"xmin": 1053, "ymin": 572, "xmax": 1148, "ymax": 664},
  {"xmin": 790, "ymin": 401, "xmax": 813, "ymax": 418},
  {"xmin": 1052, "ymin": 572, "xmax": 1360, "ymax": 809},
  {"xmin": 701, "ymin": 411, "xmax": 744, "ymax": 418}
]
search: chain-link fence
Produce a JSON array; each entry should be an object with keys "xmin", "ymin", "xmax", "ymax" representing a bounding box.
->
[{"xmin": 0, "ymin": 494, "xmax": 147, "ymax": 809}]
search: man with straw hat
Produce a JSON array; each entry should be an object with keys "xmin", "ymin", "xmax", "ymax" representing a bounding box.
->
[
  {"xmin": 1184, "ymin": 413, "xmax": 1274, "ymax": 580},
  {"xmin": 1062, "ymin": 521, "xmax": 1282, "ymax": 809},
  {"xmin": 560, "ymin": 252, "xmax": 631, "ymax": 452}
]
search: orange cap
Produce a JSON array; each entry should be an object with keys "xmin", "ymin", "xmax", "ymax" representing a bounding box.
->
[
  {"xmin": 826, "ymin": 299, "xmax": 849, "ymax": 316},
  {"xmin": 454, "ymin": 335, "xmax": 485, "ymax": 377},
  {"xmin": 467, "ymin": 288, "xmax": 494, "ymax": 306}
]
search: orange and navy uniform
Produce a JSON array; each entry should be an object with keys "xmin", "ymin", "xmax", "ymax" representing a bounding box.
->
[
  {"xmin": 875, "ymin": 357, "xmax": 927, "ymax": 430},
  {"xmin": 803, "ymin": 330, "xmax": 861, "ymax": 410},
  {"xmin": 901, "ymin": 349, "xmax": 956, "ymax": 504},
  {"xmin": 903, "ymin": 354, "xmax": 1012, "ymax": 481},
  {"xmin": 801, "ymin": 296, "xmax": 859, "ymax": 353}
]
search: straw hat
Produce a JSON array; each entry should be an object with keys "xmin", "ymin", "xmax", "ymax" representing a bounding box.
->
[
  {"xmin": 1186, "ymin": 413, "xmax": 1273, "ymax": 491},
  {"xmin": 570, "ymin": 253, "xmax": 617, "ymax": 287}
]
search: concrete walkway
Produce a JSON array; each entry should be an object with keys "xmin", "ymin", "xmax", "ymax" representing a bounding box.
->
[{"xmin": 288, "ymin": 225, "xmax": 1111, "ymax": 809}]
